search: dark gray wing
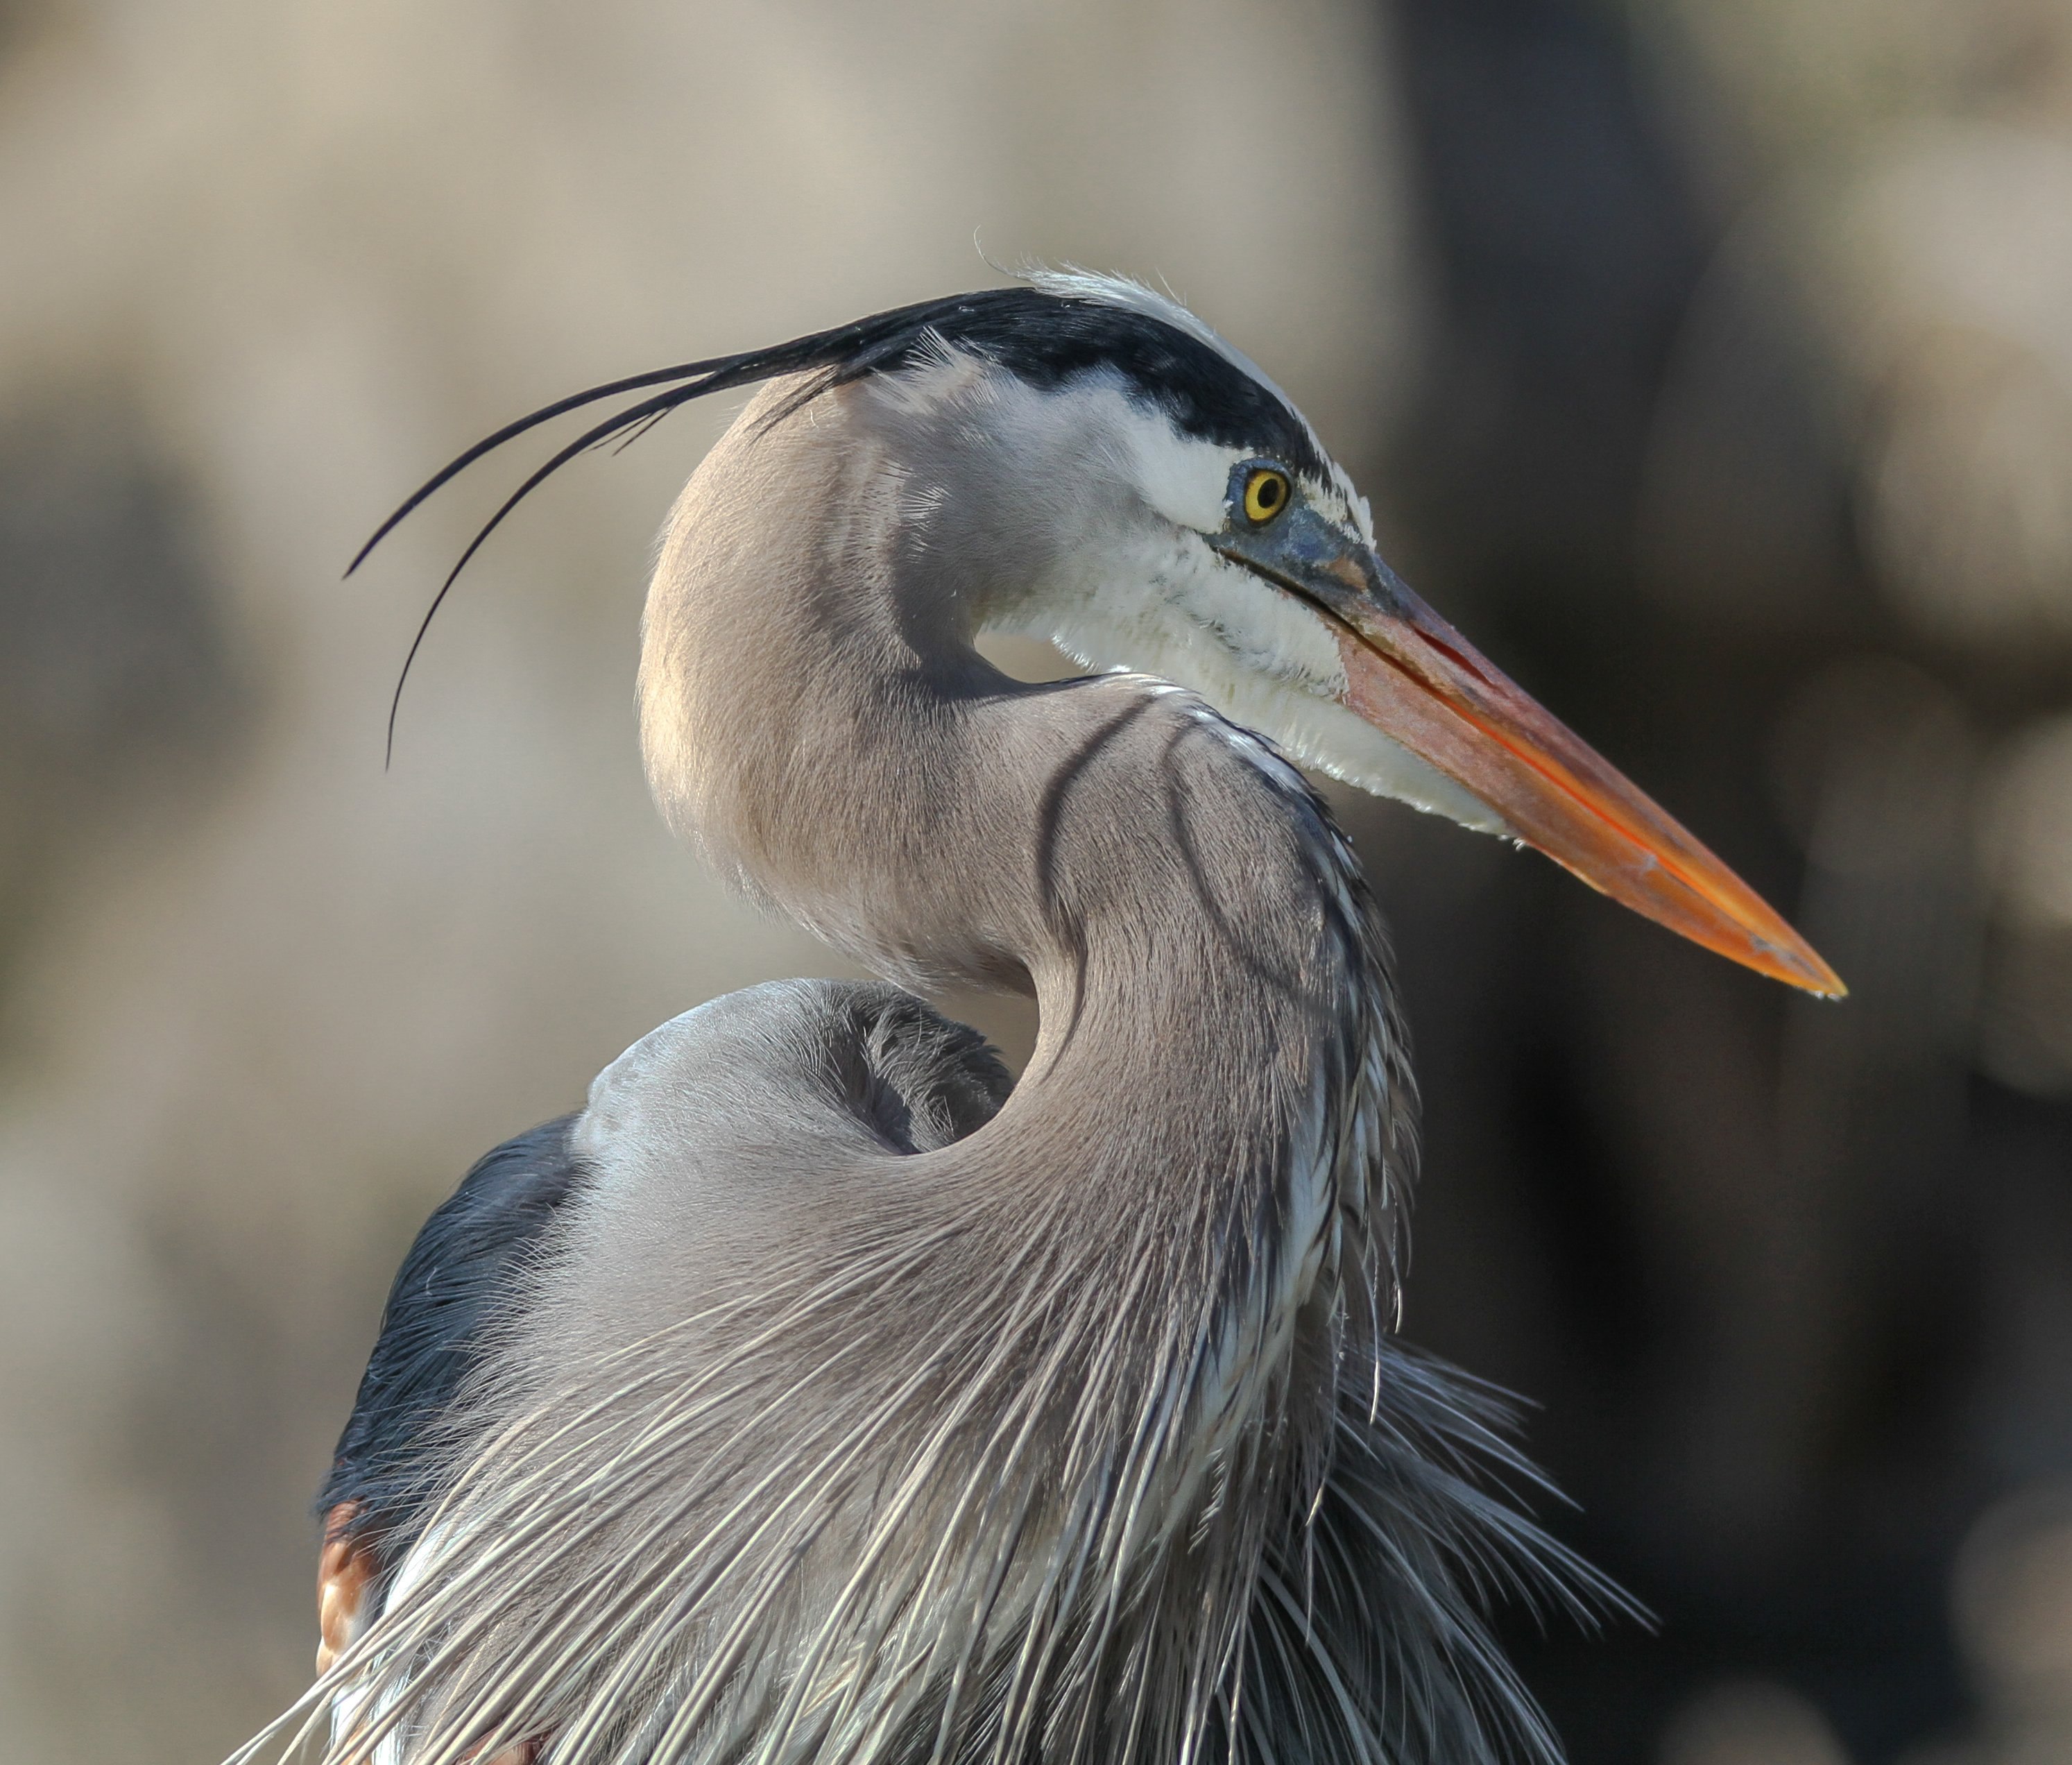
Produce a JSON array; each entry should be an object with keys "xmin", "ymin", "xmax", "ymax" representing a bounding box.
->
[{"xmin": 316, "ymin": 1114, "xmax": 587, "ymax": 1620}]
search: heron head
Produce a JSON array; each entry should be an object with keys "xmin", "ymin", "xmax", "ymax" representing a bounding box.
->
[
  {"xmin": 857, "ymin": 273, "xmax": 1842, "ymax": 997},
  {"xmin": 361, "ymin": 270, "xmax": 1840, "ymax": 996}
]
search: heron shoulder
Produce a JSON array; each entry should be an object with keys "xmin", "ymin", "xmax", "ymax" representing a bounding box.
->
[
  {"xmin": 531, "ymin": 981, "xmax": 1011, "ymax": 1362},
  {"xmin": 317, "ymin": 1112, "xmax": 588, "ymax": 1609}
]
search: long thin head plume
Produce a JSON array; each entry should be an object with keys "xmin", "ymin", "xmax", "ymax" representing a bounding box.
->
[{"xmin": 350, "ymin": 274, "xmax": 1322, "ymax": 765}]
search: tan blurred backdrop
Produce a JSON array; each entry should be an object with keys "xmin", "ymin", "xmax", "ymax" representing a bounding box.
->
[{"xmin": 1, "ymin": 3, "xmax": 2071, "ymax": 1764}]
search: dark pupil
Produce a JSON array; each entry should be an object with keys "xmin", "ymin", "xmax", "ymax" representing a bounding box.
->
[{"xmin": 1257, "ymin": 476, "xmax": 1281, "ymax": 509}]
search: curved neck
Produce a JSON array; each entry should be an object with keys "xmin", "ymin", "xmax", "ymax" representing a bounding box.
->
[{"xmin": 638, "ymin": 382, "xmax": 1407, "ymax": 1327}]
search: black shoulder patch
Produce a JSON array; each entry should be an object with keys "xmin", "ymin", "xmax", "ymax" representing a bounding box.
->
[{"xmin": 317, "ymin": 1114, "xmax": 587, "ymax": 1598}]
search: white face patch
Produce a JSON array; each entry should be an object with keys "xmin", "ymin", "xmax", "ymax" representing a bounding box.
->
[
  {"xmin": 965, "ymin": 376, "xmax": 1507, "ymax": 835},
  {"xmin": 1113, "ymin": 404, "xmax": 1246, "ymax": 534}
]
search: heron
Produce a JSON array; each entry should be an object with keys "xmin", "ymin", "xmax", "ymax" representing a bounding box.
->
[{"xmin": 250, "ymin": 272, "xmax": 1841, "ymax": 1765}]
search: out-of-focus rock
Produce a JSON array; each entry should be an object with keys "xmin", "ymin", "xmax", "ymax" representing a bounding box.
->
[
  {"xmin": 1902, "ymin": 1485, "xmax": 2072, "ymax": 1764},
  {"xmin": 1657, "ymin": 1679, "xmax": 1853, "ymax": 1765},
  {"xmin": 1644, "ymin": 0, "xmax": 2072, "ymax": 659},
  {"xmin": 1955, "ymin": 1487, "xmax": 2072, "ymax": 1727}
]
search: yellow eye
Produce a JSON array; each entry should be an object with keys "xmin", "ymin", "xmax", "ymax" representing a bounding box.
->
[{"xmin": 1242, "ymin": 466, "xmax": 1290, "ymax": 525}]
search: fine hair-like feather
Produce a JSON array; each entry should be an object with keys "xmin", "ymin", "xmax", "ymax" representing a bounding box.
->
[{"xmin": 239, "ymin": 811, "xmax": 1629, "ymax": 1765}]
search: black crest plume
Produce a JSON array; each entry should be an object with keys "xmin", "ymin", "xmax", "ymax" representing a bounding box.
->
[{"xmin": 352, "ymin": 284, "xmax": 1324, "ymax": 762}]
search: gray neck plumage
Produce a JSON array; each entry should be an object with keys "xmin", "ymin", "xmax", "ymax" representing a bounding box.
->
[{"xmin": 637, "ymin": 380, "xmax": 1410, "ymax": 1381}]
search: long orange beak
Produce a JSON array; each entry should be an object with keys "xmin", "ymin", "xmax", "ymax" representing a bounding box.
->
[{"xmin": 1215, "ymin": 518, "xmax": 1844, "ymax": 997}]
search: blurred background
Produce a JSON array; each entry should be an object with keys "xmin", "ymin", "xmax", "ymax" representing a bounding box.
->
[{"xmin": 1, "ymin": 1, "xmax": 2069, "ymax": 1760}]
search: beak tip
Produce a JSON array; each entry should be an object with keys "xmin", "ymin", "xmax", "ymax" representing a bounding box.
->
[
  {"xmin": 1774, "ymin": 941, "xmax": 1847, "ymax": 1000},
  {"xmin": 1319, "ymin": 586, "xmax": 1853, "ymax": 1003}
]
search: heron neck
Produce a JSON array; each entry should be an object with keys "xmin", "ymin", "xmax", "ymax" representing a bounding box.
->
[
  {"xmin": 660, "ymin": 639, "xmax": 1401, "ymax": 1347},
  {"xmin": 946, "ymin": 676, "xmax": 1402, "ymax": 1320},
  {"xmin": 636, "ymin": 387, "xmax": 1405, "ymax": 1327}
]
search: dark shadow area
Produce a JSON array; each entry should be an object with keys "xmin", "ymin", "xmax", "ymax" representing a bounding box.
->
[
  {"xmin": 0, "ymin": 393, "xmax": 243, "ymax": 1004},
  {"xmin": 1353, "ymin": 1, "xmax": 2072, "ymax": 1759}
]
